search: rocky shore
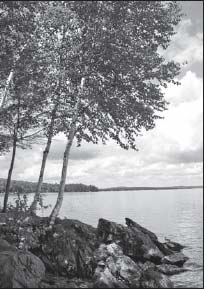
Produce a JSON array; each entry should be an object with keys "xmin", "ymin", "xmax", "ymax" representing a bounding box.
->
[{"xmin": 0, "ymin": 211, "xmax": 189, "ymax": 288}]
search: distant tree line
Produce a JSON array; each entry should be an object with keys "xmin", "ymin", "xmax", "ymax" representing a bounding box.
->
[
  {"xmin": 0, "ymin": 179, "xmax": 98, "ymax": 194},
  {"xmin": 100, "ymin": 186, "xmax": 203, "ymax": 191}
]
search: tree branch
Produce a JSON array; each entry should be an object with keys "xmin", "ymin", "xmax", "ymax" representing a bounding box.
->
[{"xmin": 19, "ymin": 128, "xmax": 44, "ymax": 141}]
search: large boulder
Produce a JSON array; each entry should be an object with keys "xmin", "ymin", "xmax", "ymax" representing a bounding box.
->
[
  {"xmin": 97, "ymin": 218, "xmax": 164, "ymax": 264},
  {"xmin": 125, "ymin": 219, "xmax": 177, "ymax": 256},
  {"xmin": 0, "ymin": 250, "xmax": 45, "ymax": 288},
  {"xmin": 94, "ymin": 266, "xmax": 128, "ymax": 288},
  {"xmin": 113, "ymin": 255, "xmax": 142, "ymax": 287},
  {"xmin": 162, "ymin": 252, "xmax": 189, "ymax": 267},
  {"xmin": 39, "ymin": 219, "xmax": 97, "ymax": 278},
  {"xmin": 93, "ymin": 243, "xmax": 142, "ymax": 288},
  {"xmin": 0, "ymin": 238, "xmax": 17, "ymax": 252},
  {"xmin": 125, "ymin": 218, "xmax": 158, "ymax": 242}
]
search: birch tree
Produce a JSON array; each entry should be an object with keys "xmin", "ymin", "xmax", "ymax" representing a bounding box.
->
[
  {"xmin": 49, "ymin": 1, "xmax": 182, "ymax": 224},
  {"xmin": 30, "ymin": 2, "xmax": 79, "ymax": 213},
  {"xmin": 0, "ymin": 1, "xmax": 48, "ymax": 212}
]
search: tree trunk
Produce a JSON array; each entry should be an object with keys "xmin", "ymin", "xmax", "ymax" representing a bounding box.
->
[
  {"xmin": 49, "ymin": 78, "xmax": 84, "ymax": 226},
  {"xmin": 0, "ymin": 70, "xmax": 14, "ymax": 110},
  {"xmin": 49, "ymin": 124, "xmax": 76, "ymax": 226},
  {"xmin": 2, "ymin": 130, "xmax": 17, "ymax": 212},
  {"xmin": 2, "ymin": 88, "xmax": 21, "ymax": 213},
  {"xmin": 30, "ymin": 109, "xmax": 56, "ymax": 214}
]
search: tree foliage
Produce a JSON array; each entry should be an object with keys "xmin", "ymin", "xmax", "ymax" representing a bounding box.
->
[
  {"xmin": 0, "ymin": 1, "xmax": 47, "ymax": 151},
  {"xmin": 51, "ymin": 1, "xmax": 182, "ymax": 150}
]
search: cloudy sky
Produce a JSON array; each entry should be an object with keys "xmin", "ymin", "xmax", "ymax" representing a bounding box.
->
[{"xmin": 0, "ymin": 1, "xmax": 203, "ymax": 188}]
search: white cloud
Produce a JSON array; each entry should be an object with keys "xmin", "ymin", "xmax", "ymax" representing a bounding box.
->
[
  {"xmin": 163, "ymin": 71, "xmax": 203, "ymax": 106},
  {"xmin": 161, "ymin": 19, "xmax": 203, "ymax": 65},
  {"xmin": 157, "ymin": 71, "xmax": 203, "ymax": 151}
]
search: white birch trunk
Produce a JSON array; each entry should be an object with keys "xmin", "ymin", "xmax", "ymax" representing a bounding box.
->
[
  {"xmin": 49, "ymin": 78, "xmax": 85, "ymax": 226},
  {"xmin": 30, "ymin": 114, "xmax": 56, "ymax": 213},
  {"xmin": 2, "ymin": 92, "xmax": 20, "ymax": 212},
  {"xmin": 49, "ymin": 121, "xmax": 76, "ymax": 225},
  {"xmin": 2, "ymin": 129, "xmax": 17, "ymax": 212},
  {"xmin": 0, "ymin": 70, "xmax": 14, "ymax": 109}
]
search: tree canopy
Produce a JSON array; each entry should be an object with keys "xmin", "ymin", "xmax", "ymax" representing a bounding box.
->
[
  {"xmin": 51, "ymin": 1, "xmax": 182, "ymax": 149},
  {"xmin": 0, "ymin": 1, "xmax": 182, "ymax": 152}
]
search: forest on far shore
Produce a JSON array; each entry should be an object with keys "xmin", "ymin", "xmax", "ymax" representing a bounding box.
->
[
  {"xmin": 0, "ymin": 178, "xmax": 98, "ymax": 194},
  {"xmin": 0, "ymin": 178, "xmax": 202, "ymax": 195}
]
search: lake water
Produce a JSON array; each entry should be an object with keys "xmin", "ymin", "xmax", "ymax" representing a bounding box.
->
[{"xmin": 0, "ymin": 188, "xmax": 203, "ymax": 288}]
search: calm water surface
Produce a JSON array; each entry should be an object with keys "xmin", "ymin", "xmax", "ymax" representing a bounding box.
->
[{"xmin": 1, "ymin": 188, "xmax": 203, "ymax": 288}]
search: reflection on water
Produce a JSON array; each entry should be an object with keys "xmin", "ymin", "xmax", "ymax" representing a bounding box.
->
[{"xmin": 0, "ymin": 188, "xmax": 203, "ymax": 288}]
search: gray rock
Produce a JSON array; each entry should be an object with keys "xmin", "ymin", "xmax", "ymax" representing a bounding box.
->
[
  {"xmin": 140, "ymin": 267, "xmax": 174, "ymax": 288},
  {"xmin": 163, "ymin": 241, "xmax": 185, "ymax": 252},
  {"xmin": 157, "ymin": 264, "xmax": 189, "ymax": 275},
  {"xmin": 0, "ymin": 250, "xmax": 45, "ymax": 288},
  {"xmin": 94, "ymin": 243, "xmax": 124, "ymax": 263},
  {"xmin": 0, "ymin": 238, "xmax": 17, "ymax": 252},
  {"xmin": 153, "ymin": 241, "xmax": 174, "ymax": 256},
  {"xmin": 115, "ymin": 255, "xmax": 142, "ymax": 287},
  {"xmin": 93, "ymin": 243, "xmax": 141, "ymax": 288},
  {"xmin": 124, "ymin": 218, "xmax": 180, "ymax": 257},
  {"xmin": 40, "ymin": 219, "xmax": 97, "ymax": 278},
  {"xmin": 97, "ymin": 218, "xmax": 164, "ymax": 264},
  {"xmin": 141, "ymin": 261, "xmax": 156, "ymax": 271},
  {"xmin": 162, "ymin": 252, "xmax": 189, "ymax": 267},
  {"xmin": 125, "ymin": 218, "xmax": 158, "ymax": 242},
  {"xmin": 93, "ymin": 266, "xmax": 128, "ymax": 288},
  {"xmin": 0, "ymin": 213, "xmax": 188, "ymax": 288}
]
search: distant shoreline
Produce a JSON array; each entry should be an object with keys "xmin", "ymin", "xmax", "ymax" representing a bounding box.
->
[
  {"xmin": 0, "ymin": 177, "xmax": 202, "ymax": 194},
  {"xmin": 99, "ymin": 186, "xmax": 203, "ymax": 192}
]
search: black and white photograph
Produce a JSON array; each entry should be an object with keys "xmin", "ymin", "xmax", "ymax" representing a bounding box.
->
[{"xmin": 0, "ymin": 1, "xmax": 203, "ymax": 288}]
